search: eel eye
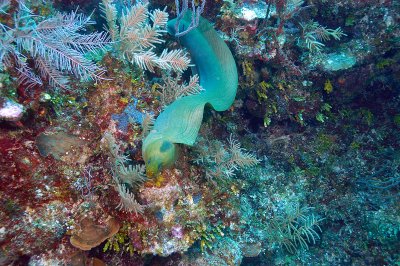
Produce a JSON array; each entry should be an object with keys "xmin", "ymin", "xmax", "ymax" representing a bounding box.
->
[{"xmin": 160, "ymin": 141, "xmax": 172, "ymax": 153}]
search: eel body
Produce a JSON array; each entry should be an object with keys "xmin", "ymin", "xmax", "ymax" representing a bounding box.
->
[{"xmin": 142, "ymin": 12, "xmax": 238, "ymax": 177}]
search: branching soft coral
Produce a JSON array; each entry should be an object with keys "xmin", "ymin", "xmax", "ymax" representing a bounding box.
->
[
  {"xmin": 102, "ymin": 132, "xmax": 146, "ymax": 215},
  {"xmin": 268, "ymin": 204, "xmax": 324, "ymax": 253},
  {"xmin": 299, "ymin": 20, "xmax": 346, "ymax": 53},
  {"xmin": 194, "ymin": 135, "xmax": 261, "ymax": 182},
  {"xmin": 157, "ymin": 72, "xmax": 203, "ymax": 107},
  {"xmin": 101, "ymin": 0, "xmax": 190, "ymax": 72}
]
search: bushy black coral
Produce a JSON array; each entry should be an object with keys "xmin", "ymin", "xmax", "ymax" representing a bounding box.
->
[{"xmin": 0, "ymin": 1, "xmax": 110, "ymax": 90}]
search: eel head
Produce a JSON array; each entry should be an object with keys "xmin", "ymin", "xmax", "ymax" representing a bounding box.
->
[{"xmin": 143, "ymin": 137, "xmax": 178, "ymax": 177}]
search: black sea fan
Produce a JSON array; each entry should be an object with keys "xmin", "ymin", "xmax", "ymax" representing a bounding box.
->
[{"xmin": 0, "ymin": 1, "xmax": 110, "ymax": 90}]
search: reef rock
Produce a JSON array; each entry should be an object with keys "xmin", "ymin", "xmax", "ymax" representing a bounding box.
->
[{"xmin": 0, "ymin": 97, "xmax": 24, "ymax": 122}]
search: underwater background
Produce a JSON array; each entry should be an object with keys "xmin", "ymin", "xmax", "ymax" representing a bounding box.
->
[{"xmin": 0, "ymin": 0, "xmax": 399, "ymax": 265}]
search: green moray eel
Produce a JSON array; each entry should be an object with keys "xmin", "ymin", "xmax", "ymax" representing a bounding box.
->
[{"xmin": 142, "ymin": 12, "xmax": 238, "ymax": 177}]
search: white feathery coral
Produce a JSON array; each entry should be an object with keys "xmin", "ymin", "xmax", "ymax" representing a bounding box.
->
[
  {"xmin": 159, "ymin": 72, "xmax": 203, "ymax": 106},
  {"xmin": 228, "ymin": 135, "xmax": 261, "ymax": 168},
  {"xmin": 101, "ymin": 1, "xmax": 190, "ymax": 72},
  {"xmin": 115, "ymin": 183, "xmax": 144, "ymax": 214},
  {"xmin": 115, "ymin": 164, "xmax": 147, "ymax": 188},
  {"xmin": 141, "ymin": 113, "xmax": 155, "ymax": 138}
]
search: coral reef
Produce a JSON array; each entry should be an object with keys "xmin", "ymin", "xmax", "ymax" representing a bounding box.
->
[{"xmin": 0, "ymin": 0, "xmax": 399, "ymax": 265}]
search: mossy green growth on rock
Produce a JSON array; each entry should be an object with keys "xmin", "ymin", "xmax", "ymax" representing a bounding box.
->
[{"xmin": 142, "ymin": 12, "xmax": 238, "ymax": 177}]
